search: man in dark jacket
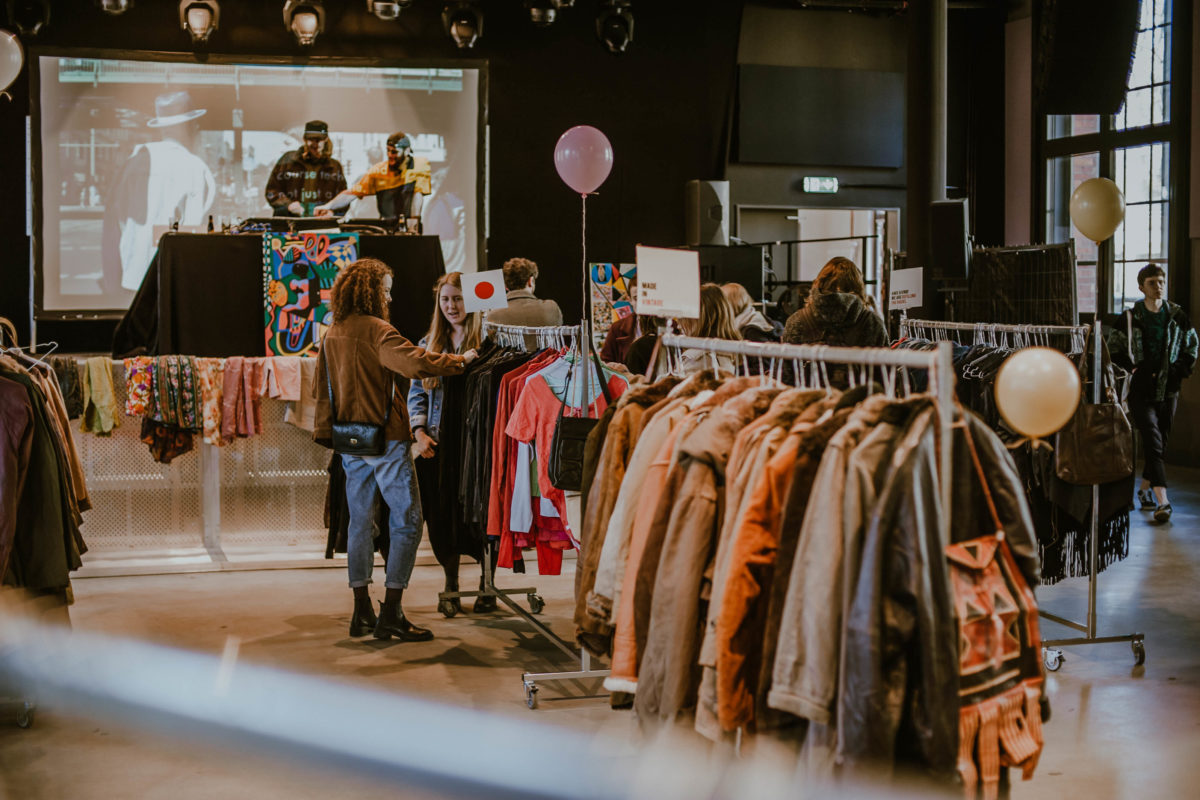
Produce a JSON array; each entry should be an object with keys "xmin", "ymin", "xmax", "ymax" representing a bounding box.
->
[
  {"xmin": 1104, "ymin": 263, "xmax": 1199, "ymax": 523},
  {"xmin": 265, "ymin": 120, "xmax": 348, "ymax": 217}
]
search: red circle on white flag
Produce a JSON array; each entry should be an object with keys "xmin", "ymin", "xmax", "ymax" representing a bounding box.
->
[{"xmin": 475, "ymin": 282, "xmax": 495, "ymax": 299}]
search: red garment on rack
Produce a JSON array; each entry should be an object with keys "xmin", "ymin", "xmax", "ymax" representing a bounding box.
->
[
  {"xmin": 506, "ymin": 370, "xmax": 626, "ymax": 540},
  {"xmin": 487, "ymin": 350, "xmax": 562, "ymax": 573}
]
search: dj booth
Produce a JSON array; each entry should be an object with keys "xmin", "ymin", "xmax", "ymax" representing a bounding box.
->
[{"xmin": 113, "ymin": 232, "xmax": 445, "ymax": 358}]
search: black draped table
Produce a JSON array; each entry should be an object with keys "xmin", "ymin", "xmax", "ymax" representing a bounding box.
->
[{"xmin": 113, "ymin": 232, "xmax": 445, "ymax": 358}]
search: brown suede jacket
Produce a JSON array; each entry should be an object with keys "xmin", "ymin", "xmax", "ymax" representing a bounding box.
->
[{"xmin": 313, "ymin": 314, "xmax": 465, "ymax": 447}]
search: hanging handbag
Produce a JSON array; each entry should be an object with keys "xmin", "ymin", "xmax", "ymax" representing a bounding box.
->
[
  {"xmin": 548, "ymin": 349, "xmax": 613, "ymax": 491},
  {"xmin": 951, "ymin": 424, "xmax": 1045, "ymax": 799},
  {"xmin": 1055, "ymin": 331, "xmax": 1134, "ymax": 485},
  {"xmin": 327, "ymin": 367, "xmax": 393, "ymax": 457}
]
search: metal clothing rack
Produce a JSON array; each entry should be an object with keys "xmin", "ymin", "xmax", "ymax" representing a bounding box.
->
[
  {"xmin": 899, "ymin": 317, "xmax": 1145, "ymax": 671},
  {"xmin": 899, "ymin": 316, "xmax": 1089, "ymax": 354},
  {"xmin": 471, "ymin": 320, "xmax": 610, "ymax": 709}
]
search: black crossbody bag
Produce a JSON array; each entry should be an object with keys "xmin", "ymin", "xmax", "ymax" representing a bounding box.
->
[
  {"xmin": 328, "ymin": 369, "xmax": 393, "ymax": 456},
  {"xmin": 548, "ymin": 350, "xmax": 612, "ymax": 491}
]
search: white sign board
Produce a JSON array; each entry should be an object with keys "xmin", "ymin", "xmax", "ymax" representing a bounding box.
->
[
  {"xmin": 634, "ymin": 246, "xmax": 701, "ymax": 319},
  {"xmin": 889, "ymin": 267, "xmax": 924, "ymax": 311},
  {"xmin": 463, "ymin": 269, "xmax": 509, "ymax": 313}
]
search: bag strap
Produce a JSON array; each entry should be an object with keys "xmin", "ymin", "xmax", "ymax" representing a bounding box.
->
[{"xmin": 961, "ymin": 418, "xmax": 1006, "ymax": 535}]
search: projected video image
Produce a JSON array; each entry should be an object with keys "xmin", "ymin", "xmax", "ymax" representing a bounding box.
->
[{"xmin": 38, "ymin": 57, "xmax": 481, "ymax": 312}]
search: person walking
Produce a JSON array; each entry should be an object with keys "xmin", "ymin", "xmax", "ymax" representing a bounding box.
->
[
  {"xmin": 314, "ymin": 258, "xmax": 477, "ymax": 640},
  {"xmin": 1108, "ymin": 264, "xmax": 1198, "ymax": 524}
]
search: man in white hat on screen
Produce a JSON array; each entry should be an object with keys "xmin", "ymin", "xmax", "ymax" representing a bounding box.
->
[{"xmin": 102, "ymin": 90, "xmax": 216, "ymax": 295}]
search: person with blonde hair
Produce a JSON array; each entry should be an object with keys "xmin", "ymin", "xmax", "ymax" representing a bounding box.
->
[
  {"xmin": 407, "ymin": 271, "xmax": 483, "ymax": 614},
  {"xmin": 783, "ymin": 256, "xmax": 886, "ymax": 348},
  {"xmin": 721, "ymin": 282, "xmax": 778, "ymax": 343},
  {"xmin": 629, "ymin": 283, "xmax": 742, "ymax": 376},
  {"xmin": 314, "ymin": 258, "xmax": 477, "ymax": 641}
]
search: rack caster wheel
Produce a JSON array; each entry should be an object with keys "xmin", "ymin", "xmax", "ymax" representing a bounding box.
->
[
  {"xmin": 1043, "ymin": 648, "xmax": 1064, "ymax": 672},
  {"xmin": 16, "ymin": 703, "xmax": 33, "ymax": 729},
  {"xmin": 1132, "ymin": 639, "xmax": 1146, "ymax": 666},
  {"xmin": 437, "ymin": 597, "xmax": 461, "ymax": 619},
  {"xmin": 527, "ymin": 594, "xmax": 545, "ymax": 615},
  {"xmin": 524, "ymin": 680, "xmax": 539, "ymax": 710}
]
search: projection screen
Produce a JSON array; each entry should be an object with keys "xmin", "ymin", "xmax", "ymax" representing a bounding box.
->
[{"xmin": 34, "ymin": 55, "xmax": 484, "ymax": 314}]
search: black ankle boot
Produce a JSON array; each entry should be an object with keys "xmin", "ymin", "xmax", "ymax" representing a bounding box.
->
[
  {"xmin": 374, "ymin": 600, "xmax": 434, "ymax": 642},
  {"xmin": 350, "ymin": 590, "xmax": 377, "ymax": 637}
]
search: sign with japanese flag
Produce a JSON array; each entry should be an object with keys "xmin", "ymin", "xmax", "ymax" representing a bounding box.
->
[{"xmin": 463, "ymin": 269, "xmax": 508, "ymax": 313}]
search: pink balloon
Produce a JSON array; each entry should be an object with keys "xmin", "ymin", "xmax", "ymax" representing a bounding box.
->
[{"xmin": 553, "ymin": 125, "xmax": 613, "ymax": 195}]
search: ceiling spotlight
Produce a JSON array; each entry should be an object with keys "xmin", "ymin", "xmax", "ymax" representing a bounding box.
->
[
  {"xmin": 96, "ymin": 0, "xmax": 133, "ymax": 14},
  {"xmin": 6, "ymin": 0, "xmax": 51, "ymax": 36},
  {"xmin": 596, "ymin": 0, "xmax": 633, "ymax": 54},
  {"xmin": 283, "ymin": 0, "xmax": 325, "ymax": 46},
  {"xmin": 442, "ymin": 2, "xmax": 482, "ymax": 49},
  {"xmin": 179, "ymin": 1, "xmax": 219, "ymax": 43},
  {"xmin": 366, "ymin": 0, "xmax": 402, "ymax": 21},
  {"xmin": 526, "ymin": 1, "xmax": 556, "ymax": 27}
]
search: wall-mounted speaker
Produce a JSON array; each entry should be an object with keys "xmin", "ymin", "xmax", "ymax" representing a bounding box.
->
[
  {"xmin": 685, "ymin": 179, "xmax": 729, "ymax": 246},
  {"xmin": 930, "ymin": 198, "xmax": 971, "ymax": 280}
]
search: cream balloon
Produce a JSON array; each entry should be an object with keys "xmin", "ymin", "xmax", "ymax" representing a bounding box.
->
[
  {"xmin": 1069, "ymin": 177, "xmax": 1125, "ymax": 243},
  {"xmin": 994, "ymin": 347, "xmax": 1081, "ymax": 439},
  {"xmin": 0, "ymin": 30, "xmax": 22, "ymax": 94}
]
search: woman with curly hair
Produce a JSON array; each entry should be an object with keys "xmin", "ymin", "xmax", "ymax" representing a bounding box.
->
[
  {"xmin": 314, "ymin": 258, "xmax": 477, "ymax": 641},
  {"xmin": 406, "ymin": 271, "xmax": 482, "ymax": 615}
]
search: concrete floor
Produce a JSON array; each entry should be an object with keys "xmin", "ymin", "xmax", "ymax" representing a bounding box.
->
[{"xmin": 1, "ymin": 469, "xmax": 1198, "ymax": 799}]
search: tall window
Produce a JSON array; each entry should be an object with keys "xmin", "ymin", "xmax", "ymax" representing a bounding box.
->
[{"xmin": 1042, "ymin": 0, "xmax": 1176, "ymax": 314}]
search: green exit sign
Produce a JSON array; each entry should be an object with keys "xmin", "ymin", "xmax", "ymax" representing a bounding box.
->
[{"xmin": 802, "ymin": 176, "xmax": 839, "ymax": 194}]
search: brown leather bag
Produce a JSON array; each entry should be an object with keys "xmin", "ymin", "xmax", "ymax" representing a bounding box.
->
[{"xmin": 1055, "ymin": 333, "xmax": 1134, "ymax": 486}]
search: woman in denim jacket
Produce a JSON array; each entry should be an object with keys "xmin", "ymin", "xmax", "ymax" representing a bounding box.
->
[{"xmin": 407, "ymin": 271, "xmax": 482, "ymax": 614}]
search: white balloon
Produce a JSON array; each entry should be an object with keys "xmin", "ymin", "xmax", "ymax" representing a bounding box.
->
[
  {"xmin": 0, "ymin": 30, "xmax": 23, "ymax": 94},
  {"xmin": 994, "ymin": 348, "xmax": 1081, "ymax": 439}
]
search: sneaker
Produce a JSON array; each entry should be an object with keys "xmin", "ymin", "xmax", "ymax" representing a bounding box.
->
[
  {"xmin": 1154, "ymin": 504, "xmax": 1173, "ymax": 524},
  {"xmin": 1137, "ymin": 489, "xmax": 1156, "ymax": 509}
]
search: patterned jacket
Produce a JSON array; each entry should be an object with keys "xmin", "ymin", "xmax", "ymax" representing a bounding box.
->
[{"xmin": 1105, "ymin": 300, "xmax": 1199, "ymax": 401}]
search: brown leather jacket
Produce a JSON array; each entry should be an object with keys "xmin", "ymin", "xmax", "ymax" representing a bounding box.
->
[{"xmin": 313, "ymin": 314, "xmax": 465, "ymax": 447}]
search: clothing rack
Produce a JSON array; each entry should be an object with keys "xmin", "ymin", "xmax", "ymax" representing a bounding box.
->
[
  {"xmin": 899, "ymin": 317, "xmax": 1088, "ymax": 354},
  {"xmin": 474, "ymin": 320, "xmax": 611, "ymax": 709},
  {"xmin": 899, "ymin": 317, "xmax": 1146, "ymax": 671},
  {"xmin": 482, "ymin": 320, "xmax": 580, "ymax": 351}
]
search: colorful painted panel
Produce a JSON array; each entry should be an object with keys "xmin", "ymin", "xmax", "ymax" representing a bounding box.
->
[
  {"xmin": 263, "ymin": 232, "xmax": 360, "ymax": 357},
  {"xmin": 589, "ymin": 262, "xmax": 636, "ymax": 345}
]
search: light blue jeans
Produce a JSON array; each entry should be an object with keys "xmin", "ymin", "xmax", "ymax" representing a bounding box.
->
[{"xmin": 341, "ymin": 440, "xmax": 423, "ymax": 590}]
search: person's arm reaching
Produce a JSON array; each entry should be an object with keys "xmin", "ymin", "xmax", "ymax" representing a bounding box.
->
[
  {"xmin": 314, "ymin": 189, "xmax": 358, "ymax": 217},
  {"xmin": 375, "ymin": 325, "xmax": 476, "ymax": 379}
]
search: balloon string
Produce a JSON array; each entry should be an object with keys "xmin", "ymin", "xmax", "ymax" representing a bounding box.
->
[{"xmin": 580, "ymin": 192, "xmax": 590, "ymax": 412}]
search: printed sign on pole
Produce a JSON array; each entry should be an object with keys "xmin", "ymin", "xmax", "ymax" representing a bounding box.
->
[
  {"xmin": 634, "ymin": 246, "xmax": 701, "ymax": 319},
  {"xmin": 463, "ymin": 269, "xmax": 509, "ymax": 313},
  {"xmin": 889, "ymin": 267, "xmax": 924, "ymax": 311}
]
